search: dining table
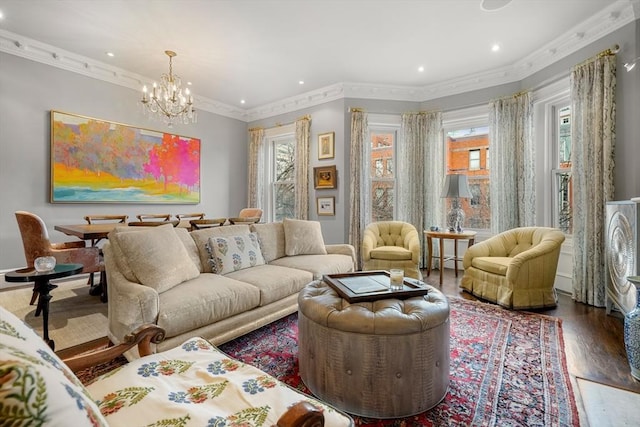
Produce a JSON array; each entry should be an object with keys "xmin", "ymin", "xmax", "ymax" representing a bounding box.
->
[{"xmin": 54, "ymin": 223, "xmax": 121, "ymax": 243}]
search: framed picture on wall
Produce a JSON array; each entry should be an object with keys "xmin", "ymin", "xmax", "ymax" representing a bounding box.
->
[
  {"xmin": 318, "ymin": 132, "xmax": 335, "ymax": 159},
  {"xmin": 314, "ymin": 165, "xmax": 337, "ymax": 189},
  {"xmin": 317, "ymin": 196, "xmax": 335, "ymax": 216},
  {"xmin": 50, "ymin": 110, "xmax": 200, "ymax": 204}
]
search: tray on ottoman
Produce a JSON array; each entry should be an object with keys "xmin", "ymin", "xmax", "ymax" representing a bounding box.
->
[{"xmin": 322, "ymin": 270, "xmax": 429, "ymax": 303}]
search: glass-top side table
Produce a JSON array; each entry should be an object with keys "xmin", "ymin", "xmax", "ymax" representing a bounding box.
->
[{"xmin": 5, "ymin": 263, "xmax": 83, "ymax": 350}]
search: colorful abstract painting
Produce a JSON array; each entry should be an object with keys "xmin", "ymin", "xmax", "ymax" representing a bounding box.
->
[{"xmin": 51, "ymin": 111, "xmax": 200, "ymax": 203}]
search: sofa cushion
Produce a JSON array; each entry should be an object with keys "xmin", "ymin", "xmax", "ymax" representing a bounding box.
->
[
  {"xmin": 157, "ymin": 274, "xmax": 261, "ymax": 338},
  {"xmin": 174, "ymin": 227, "xmax": 203, "ymax": 271},
  {"xmin": 370, "ymin": 245, "xmax": 413, "ymax": 260},
  {"xmin": 251, "ymin": 222, "xmax": 286, "ymax": 262},
  {"xmin": 113, "ymin": 224, "xmax": 200, "ymax": 293},
  {"xmin": 472, "ymin": 256, "xmax": 512, "ymax": 276},
  {"xmin": 225, "ymin": 264, "xmax": 313, "ymax": 305},
  {"xmin": 283, "ymin": 218, "xmax": 327, "ymax": 256},
  {"xmin": 0, "ymin": 305, "xmax": 108, "ymax": 426},
  {"xmin": 190, "ymin": 225, "xmax": 252, "ymax": 273},
  {"xmin": 270, "ymin": 254, "xmax": 355, "ymax": 280},
  {"xmin": 84, "ymin": 336, "xmax": 352, "ymax": 427},
  {"xmin": 206, "ymin": 233, "xmax": 265, "ymax": 274}
]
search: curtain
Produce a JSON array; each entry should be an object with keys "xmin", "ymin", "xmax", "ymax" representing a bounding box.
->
[
  {"xmin": 399, "ymin": 112, "xmax": 443, "ymax": 268},
  {"xmin": 488, "ymin": 91, "xmax": 534, "ymax": 233},
  {"xmin": 349, "ymin": 109, "xmax": 369, "ymax": 269},
  {"xmin": 247, "ymin": 128, "xmax": 264, "ymax": 209},
  {"xmin": 571, "ymin": 52, "xmax": 616, "ymax": 307},
  {"xmin": 295, "ymin": 116, "xmax": 311, "ymax": 219}
]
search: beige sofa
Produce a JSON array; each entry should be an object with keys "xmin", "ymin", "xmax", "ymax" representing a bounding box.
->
[
  {"xmin": 461, "ymin": 226, "xmax": 565, "ymax": 310},
  {"xmin": 103, "ymin": 218, "xmax": 355, "ymax": 355}
]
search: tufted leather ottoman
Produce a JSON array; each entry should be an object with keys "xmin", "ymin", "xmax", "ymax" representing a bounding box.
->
[{"xmin": 297, "ymin": 280, "xmax": 450, "ymax": 418}]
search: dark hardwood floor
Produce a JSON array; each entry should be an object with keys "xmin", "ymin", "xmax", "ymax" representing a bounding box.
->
[{"xmin": 423, "ymin": 267, "xmax": 640, "ymax": 394}]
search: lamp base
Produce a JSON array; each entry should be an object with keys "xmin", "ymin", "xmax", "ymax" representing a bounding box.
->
[{"xmin": 446, "ymin": 199, "xmax": 466, "ymax": 233}]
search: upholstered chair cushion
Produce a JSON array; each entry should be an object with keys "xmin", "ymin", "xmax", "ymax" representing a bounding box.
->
[
  {"xmin": 0, "ymin": 305, "xmax": 108, "ymax": 426},
  {"xmin": 370, "ymin": 246, "xmax": 413, "ymax": 260},
  {"xmin": 283, "ymin": 218, "xmax": 327, "ymax": 256},
  {"xmin": 206, "ymin": 233, "xmax": 266, "ymax": 274},
  {"xmin": 110, "ymin": 224, "xmax": 199, "ymax": 293}
]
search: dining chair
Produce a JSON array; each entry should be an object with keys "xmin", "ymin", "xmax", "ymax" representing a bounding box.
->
[
  {"xmin": 15, "ymin": 211, "xmax": 105, "ymax": 304},
  {"xmin": 175, "ymin": 213, "xmax": 205, "ymax": 229},
  {"xmin": 129, "ymin": 220, "xmax": 180, "ymax": 227},
  {"xmin": 227, "ymin": 208, "xmax": 263, "ymax": 225},
  {"xmin": 83, "ymin": 215, "xmax": 128, "ymax": 245},
  {"xmin": 189, "ymin": 218, "xmax": 227, "ymax": 230},
  {"xmin": 136, "ymin": 213, "xmax": 172, "ymax": 222}
]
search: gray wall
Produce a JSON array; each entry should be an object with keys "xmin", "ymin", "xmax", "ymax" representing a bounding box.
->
[
  {"xmin": 0, "ymin": 53, "xmax": 247, "ymax": 270},
  {"xmin": 2, "ymin": 18, "xmax": 638, "ymax": 269}
]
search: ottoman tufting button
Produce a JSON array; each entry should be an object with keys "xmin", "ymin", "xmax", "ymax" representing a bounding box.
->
[
  {"xmin": 347, "ymin": 369, "xmax": 352, "ymax": 375},
  {"xmin": 396, "ymin": 372, "xmax": 402, "ymax": 378}
]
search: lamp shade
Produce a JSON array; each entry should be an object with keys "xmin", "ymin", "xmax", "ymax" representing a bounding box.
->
[{"xmin": 440, "ymin": 174, "xmax": 472, "ymax": 199}]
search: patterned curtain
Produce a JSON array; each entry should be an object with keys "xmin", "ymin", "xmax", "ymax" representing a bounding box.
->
[
  {"xmin": 488, "ymin": 91, "xmax": 534, "ymax": 233},
  {"xmin": 349, "ymin": 109, "xmax": 369, "ymax": 269},
  {"xmin": 571, "ymin": 52, "xmax": 616, "ymax": 307},
  {"xmin": 295, "ymin": 116, "xmax": 311, "ymax": 219},
  {"xmin": 247, "ymin": 128, "xmax": 264, "ymax": 209},
  {"xmin": 399, "ymin": 112, "xmax": 443, "ymax": 268}
]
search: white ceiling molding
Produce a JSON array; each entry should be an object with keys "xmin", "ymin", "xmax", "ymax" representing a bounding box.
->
[{"xmin": 0, "ymin": 0, "xmax": 636, "ymax": 123}]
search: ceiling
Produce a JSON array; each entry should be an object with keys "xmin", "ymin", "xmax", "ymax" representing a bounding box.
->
[{"xmin": 0, "ymin": 0, "xmax": 636, "ymax": 121}]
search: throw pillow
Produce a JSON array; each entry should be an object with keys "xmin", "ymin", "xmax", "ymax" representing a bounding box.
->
[
  {"xmin": 0, "ymin": 305, "xmax": 108, "ymax": 426},
  {"xmin": 283, "ymin": 218, "xmax": 327, "ymax": 256},
  {"xmin": 113, "ymin": 224, "xmax": 200, "ymax": 293},
  {"xmin": 206, "ymin": 233, "xmax": 265, "ymax": 274}
]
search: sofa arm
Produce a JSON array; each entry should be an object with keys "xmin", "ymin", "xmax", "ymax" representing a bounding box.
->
[
  {"xmin": 362, "ymin": 229, "xmax": 377, "ymax": 261},
  {"xmin": 325, "ymin": 244, "xmax": 357, "ymax": 270},
  {"xmin": 403, "ymin": 229, "xmax": 420, "ymax": 264},
  {"xmin": 63, "ymin": 324, "xmax": 165, "ymax": 372},
  {"xmin": 103, "ymin": 244, "xmax": 160, "ymax": 344},
  {"xmin": 462, "ymin": 239, "xmax": 496, "ymax": 269}
]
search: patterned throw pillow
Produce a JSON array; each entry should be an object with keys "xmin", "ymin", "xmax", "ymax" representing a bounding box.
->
[
  {"xmin": 0, "ymin": 305, "xmax": 108, "ymax": 426},
  {"xmin": 206, "ymin": 233, "xmax": 265, "ymax": 274}
]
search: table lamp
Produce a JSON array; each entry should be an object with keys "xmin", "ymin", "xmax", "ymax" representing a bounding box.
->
[{"xmin": 441, "ymin": 174, "xmax": 472, "ymax": 232}]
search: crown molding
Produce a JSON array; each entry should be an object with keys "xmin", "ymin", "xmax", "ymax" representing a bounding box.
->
[{"xmin": 0, "ymin": 0, "xmax": 636, "ymax": 123}]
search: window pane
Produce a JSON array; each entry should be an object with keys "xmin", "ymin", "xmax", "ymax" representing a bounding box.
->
[
  {"xmin": 445, "ymin": 127, "xmax": 490, "ymax": 230},
  {"xmin": 370, "ymin": 130, "xmax": 396, "ymax": 221},
  {"xmin": 275, "ymin": 141, "xmax": 295, "ymax": 182},
  {"xmin": 554, "ymin": 105, "xmax": 572, "ymax": 234},
  {"xmin": 554, "ymin": 171, "xmax": 572, "ymax": 233},
  {"xmin": 274, "ymin": 182, "xmax": 295, "ymax": 221}
]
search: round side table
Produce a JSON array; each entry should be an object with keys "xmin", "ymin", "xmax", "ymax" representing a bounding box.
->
[
  {"xmin": 424, "ymin": 230, "xmax": 477, "ymax": 285},
  {"xmin": 5, "ymin": 263, "xmax": 83, "ymax": 350}
]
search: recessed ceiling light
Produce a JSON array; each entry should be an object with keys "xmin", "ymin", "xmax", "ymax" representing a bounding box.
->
[
  {"xmin": 491, "ymin": 44, "xmax": 500, "ymax": 52},
  {"xmin": 480, "ymin": 0, "xmax": 513, "ymax": 11},
  {"xmin": 187, "ymin": 81, "xmax": 192, "ymax": 86},
  {"xmin": 106, "ymin": 52, "xmax": 114, "ymax": 57},
  {"xmin": 418, "ymin": 66, "xmax": 425, "ymax": 72},
  {"xmin": 240, "ymin": 99, "xmax": 246, "ymax": 104},
  {"xmin": 299, "ymin": 80, "xmax": 305, "ymax": 85},
  {"xmin": 0, "ymin": 10, "xmax": 4, "ymax": 19}
]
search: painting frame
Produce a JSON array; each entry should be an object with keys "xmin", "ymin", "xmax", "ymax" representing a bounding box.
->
[
  {"xmin": 318, "ymin": 131, "xmax": 335, "ymax": 160},
  {"xmin": 50, "ymin": 110, "xmax": 201, "ymax": 204},
  {"xmin": 317, "ymin": 196, "xmax": 335, "ymax": 216},
  {"xmin": 314, "ymin": 165, "xmax": 337, "ymax": 189}
]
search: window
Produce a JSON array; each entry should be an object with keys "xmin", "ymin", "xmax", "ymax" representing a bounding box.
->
[
  {"xmin": 553, "ymin": 105, "xmax": 572, "ymax": 234},
  {"xmin": 469, "ymin": 149, "xmax": 480, "ymax": 170},
  {"xmin": 263, "ymin": 124, "xmax": 296, "ymax": 222},
  {"xmin": 370, "ymin": 129, "xmax": 396, "ymax": 221},
  {"xmin": 443, "ymin": 113, "xmax": 490, "ymax": 231}
]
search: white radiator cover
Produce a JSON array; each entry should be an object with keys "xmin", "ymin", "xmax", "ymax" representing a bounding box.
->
[{"xmin": 605, "ymin": 201, "xmax": 640, "ymax": 314}]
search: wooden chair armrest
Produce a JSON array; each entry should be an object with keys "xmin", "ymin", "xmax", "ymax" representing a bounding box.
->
[
  {"xmin": 277, "ymin": 401, "xmax": 324, "ymax": 427},
  {"xmin": 63, "ymin": 324, "xmax": 165, "ymax": 373}
]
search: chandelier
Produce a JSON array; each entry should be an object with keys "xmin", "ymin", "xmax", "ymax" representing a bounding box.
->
[{"xmin": 141, "ymin": 50, "xmax": 196, "ymax": 127}]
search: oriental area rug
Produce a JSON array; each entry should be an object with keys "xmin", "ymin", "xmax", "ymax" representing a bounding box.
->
[{"xmin": 218, "ymin": 297, "xmax": 579, "ymax": 427}]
